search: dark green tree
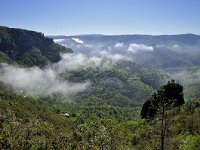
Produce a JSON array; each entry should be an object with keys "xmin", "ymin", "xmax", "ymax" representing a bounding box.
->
[
  {"xmin": 141, "ymin": 79, "xmax": 184, "ymax": 120},
  {"xmin": 141, "ymin": 80, "xmax": 184, "ymax": 150}
]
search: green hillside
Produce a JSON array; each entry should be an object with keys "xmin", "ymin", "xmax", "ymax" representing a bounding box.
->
[
  {"xmin": 69, "ymin": 61, "xmax": 164, "ymax": 107},
  {"xmin": 0, "ymin": 88, "xmax": 199, "ymax": 149}
]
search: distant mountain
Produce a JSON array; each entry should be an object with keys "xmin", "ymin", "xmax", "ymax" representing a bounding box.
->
[
  {"xmin": 51, "ymin": 34, "xmax": 200, "ymax": 100},
  {"xmin": 0, "ymin": 26, "xmax": 72, "ymax": 67},
  {"xmin": 0, "ymin": 26, "xmax": 165, "ymax": 106},
  {"xmin": 51, "ymin": 34, "xmax": 200, "ymax": 69}
]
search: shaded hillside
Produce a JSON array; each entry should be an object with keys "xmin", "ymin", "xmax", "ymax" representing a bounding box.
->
[{"xmin": 0, "ymin": 26, "xmax": 72, "ymax": 67}]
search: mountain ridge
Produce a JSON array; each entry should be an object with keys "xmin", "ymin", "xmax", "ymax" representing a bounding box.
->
[
  {"xmin": 0, "ymin": 26, "xmax": 165, "ymax": 106},
  {"xmin": 48, "ymin": 33, "xmax": 200, "ymax": 38},
  {"xmin": 0, "ymin": 26, "xmax": 72, "ymax": 67}
]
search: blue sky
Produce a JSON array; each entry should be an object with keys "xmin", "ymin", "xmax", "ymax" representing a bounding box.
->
[{"xmin": 0, "ymin": 0, "xmax": 200, "ymax": 35}]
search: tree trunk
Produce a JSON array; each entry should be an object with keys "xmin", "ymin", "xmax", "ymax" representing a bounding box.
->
[{"xmin": 161, "ymin": 103, "xmax": 165, "ymax": 150}]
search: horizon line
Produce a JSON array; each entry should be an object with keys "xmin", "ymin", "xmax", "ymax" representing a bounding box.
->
[
  {"xmin": 1, "ymin": 25, "xmax": 200, "ymax": 37},
  {"xmin": 46, "ymin": 33, "xmax": 200, "ymax": 37}
]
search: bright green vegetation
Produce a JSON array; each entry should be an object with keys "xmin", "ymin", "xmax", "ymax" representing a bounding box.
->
[{"xmin": 0, "ymin": 88, "xmax": 199, "ymax": 149}]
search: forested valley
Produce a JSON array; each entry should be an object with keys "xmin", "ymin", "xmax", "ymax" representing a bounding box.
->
[{"xmin": 0, "ymin": 26, "xmax": 199, "ymax": 149}]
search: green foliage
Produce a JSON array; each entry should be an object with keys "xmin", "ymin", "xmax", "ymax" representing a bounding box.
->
[
  {"xmin": 0, "ymin": 86, "xmax": 200, "ymax": 149},
  {"xmin": 0, "ymin": 88, "xmax": 140, "ymax": 149},
  {"xmin": 185, "ymin": 83, "xmax": 200, "ymax": 100},
  {"xmin": 134, "ymin": 100, "xmax": 200, "ymax": 150},
  {"xmin": 180, "ymin": 135, "xmax": 200, "ymax": 150}
]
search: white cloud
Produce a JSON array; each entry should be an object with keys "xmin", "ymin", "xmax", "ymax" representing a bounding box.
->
[
  {"xmin": 155, "ymin": 44, "xmax": 181, "ymax": 50},
  {"xmin": 98, "ymin": 50, "xmax": 130, "ymax": 62},
  {"xmin": 0, "ymin": 63, "xmax": 90, "ymax": 97},
  {"xmin": 114, "ymin": 43, "xmax": 124, "ymax": 48},
  {"xmin": 53, "ymin": 39, "xmax": 68, "ymax": 47},
  {"xmin": 53, "ymin": 39, "xmax": 65, "ymax": 43},
  {"xmin": 165, "ymin": 69, "xmax": 200, "ymax": 85},
  {"xmin": 108, "ymin": 53, "xmax": 128, "ymax": 62},
  {"xmin": 0, "ymin": 51, "xmax": 130, "ymax": 97},
  {"xmin": 72, "ymin": 38, "xmax": 84, "ymax": 44},
  {"xmin": 128, "ymin": 43, "xmax": 154, "ymax": 53},
  {"xmin": 171, "ymin": 44, "xmax": 181, "ymax": 49},
  {"xmin": 52, "ymin": 53, "xmax": 102, "ymax": 73}
]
